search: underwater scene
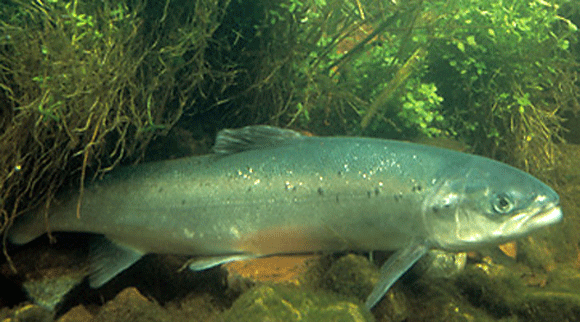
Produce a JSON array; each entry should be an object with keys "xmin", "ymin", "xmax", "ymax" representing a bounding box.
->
[{"xmin": 0, "ymin": 0, "xmax": 579, "ymax": 321}]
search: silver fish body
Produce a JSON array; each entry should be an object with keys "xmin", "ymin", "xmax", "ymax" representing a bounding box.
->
[{"xmin": 9, "ymin": 126, "xmax": 562, "ymax": 309}]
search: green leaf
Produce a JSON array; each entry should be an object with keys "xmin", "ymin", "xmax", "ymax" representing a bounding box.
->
[
  {"xmin": 466, "ymin": 35, "xmax": 476, "ymax": 46},
  {"xmin": 515, "ymin": 93, "xmax": 531, "ymax": 106}
]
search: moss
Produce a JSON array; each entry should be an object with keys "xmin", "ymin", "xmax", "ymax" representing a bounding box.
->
[
  {"xmin": 222, "ymin": 283, "xmax": 374, "ymax": 322},
  {"xmin": 320, "ymin": 254, "xmax": 379, "ymax": 302},
  {"xmin": 451, "ymin": 260, "xmax": 580, "ymax": 321}
]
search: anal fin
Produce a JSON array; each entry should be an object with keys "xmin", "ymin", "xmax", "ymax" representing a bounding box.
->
[{"xmin": 89, "ymin": 236, "xmax": 145, "ymax": 288}]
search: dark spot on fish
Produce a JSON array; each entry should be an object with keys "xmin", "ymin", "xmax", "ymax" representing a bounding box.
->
[
  {"xmin": 292, "ymin": 186, "xmax": 297, "ymax": 192},
  {"xmin": 158, "ymin": 187, "xmax": 163, "ymax": 193},
  {"xmin": 394, "ymin": 193, "xmax": 402, "ymax": 202},
  {"xmin": 367, "ymin": 191, "xmax": 372, "ymax": 198},
  {"xmin": 317, "ymin": 187, "xmax": 324, "ymax": 196},
  {"xmin": 336, "ymin": 195, "xmax": 340, "ymax": 203},
  {"xmin": 247, "ymin": 186, "xmax": 252, "ymax": 192},
  {"xmin": 181, "ymin": 200, "xmax": 186, "ymax": 205},
  {"xmin": 337, "ymin": 170, "xmax": 342, "ymax": 176},
  {"xmin": 432, "ymin": 206, "xmax": 439, "ymax": 213},
  {"xmin": 412, "ymin": 185, "xmax": 423, "ymax": 193},
  {"xmin": 374, "ymin": 188, "xmax": 380, "ymax": 196}
]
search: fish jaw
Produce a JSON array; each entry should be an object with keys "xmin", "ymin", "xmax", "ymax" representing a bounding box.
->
[
  {"xmin": 496, "ymin": 200, "xmax": 562, "ymax": 240},
  {"xmin": 516, "ymin": 200, "xmax": 563, "ymax": 231}
]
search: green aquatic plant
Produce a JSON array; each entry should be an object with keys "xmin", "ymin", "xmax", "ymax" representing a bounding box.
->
[
  {"xmin": 242, "ymin": 0, "xmax": 577, "ymax": 171},
  {"xmin": 241, "ymin": 0, "xmax": 447, "ymax": 136},
  {"xmin": 398, "ymin": 82, "xmax": 445, "ymax": 137},
  {"xmin": 426, "ymin": 0, "xmax": 578, "ymax": 173},
  {"xmin": 0, "ymin": 0, "xmax": 234, "ymax": 258}
]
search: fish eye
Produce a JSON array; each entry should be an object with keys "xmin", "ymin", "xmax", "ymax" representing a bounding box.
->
[{"xmin": 492, "ymin": 193, "xmax": 513, "ymax": 214}]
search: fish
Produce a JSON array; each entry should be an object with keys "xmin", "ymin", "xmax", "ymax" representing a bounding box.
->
[{"xmin": 9, "ymin": 125, "xmax": 563, "ymax": 309}]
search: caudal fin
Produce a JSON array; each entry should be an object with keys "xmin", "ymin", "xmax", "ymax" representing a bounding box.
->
[{"xmin": 8, "ymin": 212, "xmax": 47, "ymax": 245}]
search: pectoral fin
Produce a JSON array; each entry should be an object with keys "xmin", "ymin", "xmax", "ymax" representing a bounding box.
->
[
  {"xmin": 89, "ymin": 237, "xmax": 145, "ymax": 288},
  {"xmin": 365, "ymin": 241, "xmax": 428, "ymax": 310}
]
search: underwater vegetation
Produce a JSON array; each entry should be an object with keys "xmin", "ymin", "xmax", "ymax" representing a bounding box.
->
[
  {"xmin": 246, "ymin": 0, "xmax": 579, "ymax": 173},
  {"xmin": 0, "ymin": 0, "xmax": 578, "ymax": 240},
  {"xmin": 0, "ymin": 0, "xmax": 579, "ymax": 321},
  {"xmin": 0, "ymin": 0, "xmax": 237, "ymax": 246}
]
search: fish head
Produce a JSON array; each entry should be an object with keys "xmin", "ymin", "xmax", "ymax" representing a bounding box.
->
[{"xmin": 422, "ymin": 158, "xmax": 562, "ymax": 251}]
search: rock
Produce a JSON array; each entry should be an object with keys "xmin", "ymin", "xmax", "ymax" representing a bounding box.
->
[
  {"xmin": 165, "ymin": 293, "xmax": 221, "ymax": 322},
  {"xmin": 92, "ymin": 287, "xmax": 170, "ymax": 322},
  {"xmin": 56, "ymin": 305, "xmax": 93, "ymax": 322},
  {"xmin": 222, "ymin": 284, "xmax": 374, "ymax": 322},
  {"xmin": 21, "ymin": 271, "xmax": 86, "ymax": 312},
  {"xmin": 1, "ymin": 235, "xmax": 89, "ymax": 312},
  {"xmin": 0, "ymin": 303, "xmax": 53, "ymax": 322},
  {"xmin": 321, "ymin": 254, "xmax": 379, "ymax": 302},
  {"xmin": 415, "ymin": 249, "xmax": 467, "ymax": 279}
]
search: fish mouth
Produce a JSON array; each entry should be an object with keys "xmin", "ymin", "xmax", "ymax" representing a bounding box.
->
[
  {"xmin": 495, "ymin": 201, "xmax": 562, "ymax": 245},
  {"xmin": 525, "ymin": 202, "xmax": 563, "ymax": 230}
]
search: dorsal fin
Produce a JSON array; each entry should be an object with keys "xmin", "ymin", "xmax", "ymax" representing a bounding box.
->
[{"xmin": 212, "ymin": 125, "xmax": 304, "ymax": 155}]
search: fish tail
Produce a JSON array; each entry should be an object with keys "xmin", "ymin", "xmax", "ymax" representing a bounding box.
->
[{"xmin": 8, "ymin": 212, "xmax": 47, "ymax": 245}]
